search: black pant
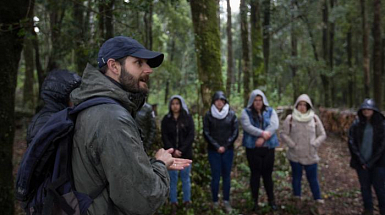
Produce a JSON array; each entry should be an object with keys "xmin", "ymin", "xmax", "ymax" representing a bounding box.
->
[{"xmin": 246, "ymin": 147, "xmax": 275, "ymax": 204}]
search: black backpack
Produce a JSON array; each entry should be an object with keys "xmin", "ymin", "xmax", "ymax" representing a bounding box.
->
[{"xmin": 16, "ymin": 97, "xmax": 120, "ymax": 215}]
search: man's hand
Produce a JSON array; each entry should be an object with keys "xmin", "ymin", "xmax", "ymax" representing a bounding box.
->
[
  {"xmin": 255, "ymin": 138, "xmax": 265, "ymax": 147},
  {"xmin": 261, "ymin": 131, "xmax": 272, "ymax": 140},
  {"xmin": 168, "ymin": 158, "xmax": 192, "ymax": 170},
  {"xmin": 217, "ymin": 146, "xmax": 225, "ymax": 154},
  {"xmin": 155, "ymin": 148, "xmax": 175, "ymax": 167},
  {"xmin": 173, "ymin": 149, "xmax": 182, "ymax": 158}
]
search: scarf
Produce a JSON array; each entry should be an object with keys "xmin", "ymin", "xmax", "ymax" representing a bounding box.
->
[
  {"xmin": 211, "ymin": 104, "xmax": 229, "ymax": 119},
  {"xmin": 292, "ymin": 108, "xmax": 315, "ymax": 122}
]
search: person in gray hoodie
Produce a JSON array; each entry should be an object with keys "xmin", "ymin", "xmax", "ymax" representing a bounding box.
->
[
  {"xmin": 280, "ymin": 94, "xmax": 326, "ymax": 206},
  {"xmin": 240, "ymin": 89, "xmax": 279, "ymax": 211},
  {"xmin": 71, "ymin": 36, "xmax": 191, "ymax": 215},
  {"xmin": 348, "ymin": 99, "xmax": 385, "ymax": 215}
]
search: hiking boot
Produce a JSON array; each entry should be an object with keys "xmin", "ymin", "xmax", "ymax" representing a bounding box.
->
[
  {"xmin": 292, "ymin": 196, "xmax": 302, "ymax": 209},
  {"xmin": 171, "ymin": 203, "xmax": 178, "ymax": 215},
  {"xmin": 361, "ymin": 209, "xmax": 374, "ymax": 215},
  {"xmin": 223, "ymin": 200, "xmax": 233, "ymax": 213},
  {"xmin": 269, "ymin": 201, "xmax": 278, "ymax": 211},
  {"xmin": 183, "ymin": 201, "xmax": 191, "ymax": 210},
  {"xmin": 252, "ymin": 203, "xmax": 259, "ymax": 212}
]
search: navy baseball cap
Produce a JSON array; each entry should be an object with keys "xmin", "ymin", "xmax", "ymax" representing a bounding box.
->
[{"xmin": 97, "ymin": 36, "xmax": 164, "ymax": 68}]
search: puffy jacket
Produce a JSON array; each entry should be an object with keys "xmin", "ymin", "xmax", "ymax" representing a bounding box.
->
[
  {"xmin": 26, "ymin": 69, "xmax": 81, "ymax": 145},
  {"xmin": 70, "ymin": 64, "xmax": 169, "ymax": 215},
  {"xmin": 136, "ymin": 102, "xmax": 156, "ymax": 150},
  {"xmin": 161, "ymin": 95, "xmax": 195, "ymax": 160},
  {"xmin": 348, "ymin": 99, "xmax": 385, "ymax": 169},
  {"xmin": 203, "ymin": 91, "xmax": 239, "ymax": 151},
  {"xmin": 280, "ymin": 94, "xmax": 327, "ymax": 165}
]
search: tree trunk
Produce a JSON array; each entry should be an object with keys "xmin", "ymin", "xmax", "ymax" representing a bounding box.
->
[
  {"xmin": 347, "ymin": 26, "xmax": 354, "ymax": 107},
  {"xmin": 47, "ymin": 0, "xmax": 66, "ymax": 72},
  {"xmin": 23, "ymin": 36, "xmax": 35, "ymax": 110},
  {"xmin": 241, "ymin": 0, "xmax": 250, "ymax": 107},
  {"xmin": 251, "ymin": 0, "xmax": 264, "ymax": 89},
  {"xmin": 291, "ymin": 0, "xmax": 298, "ymax": 104},
  {"xmin": 329, "ymin": 0, "xmax": 335, "ymax": 106},
  {"xmin": 32, "ymin": 29, "xmax": 45, "ymax": 98},
  {"xmin": 262, "ymin": 0, "xmax": 270, "ymax": 74},
  {"xmin": 73, "ymin": 0, "xmax": 88, "ymax": 75},
  {"xmin": 237, "ymin": 58, "xmax": 242, "ymax": 93},
  {"xmin": 144, "ymin": 1, "xmax": 153, "ymax": 50},
  {"xmin": 105, "ymin": 0, "xmax": 115, "ymax": 40},
  {"xmin": 0, "ymin": 0, "xmax": 31, "ymax": 213},
  {"xmin": 190, "ymin": 0, "xmax": 223, "ymax": 112},
  {"xmin": 373, "ymin": 0, "xmax": 382, "ymax": 107},
  {"xmin": 361, "ymin": 0, "xmax": 370, "ymax": 98},
  {"xmin": 321, "ymin": 0, "xmax": 330, "ymax": 107},
  {"xmin": 98, "ymin": 0, "xmax": 106, "ymax": 42}
]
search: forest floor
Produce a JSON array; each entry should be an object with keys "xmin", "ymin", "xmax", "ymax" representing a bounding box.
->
[{"xmin": 12, "ymin": 117, "xmax": 381, "ymax": 215}]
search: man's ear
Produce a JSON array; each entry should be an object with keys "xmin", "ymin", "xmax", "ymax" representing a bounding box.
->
[{"xmin": 106, "ymin": 59, "xmax": 121, "ymax": 77}]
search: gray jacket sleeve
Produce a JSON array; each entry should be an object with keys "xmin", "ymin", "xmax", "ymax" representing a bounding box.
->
[
  {"xmin": 99, "ymin": 111, "xmax": 169, "ymax": 214},
  {"xmin": 240, "ymin": 109, "xmax": 263, "ymax": 137},
  {"xmin": 265, "ymin": 109, "xmax": 279, "ymax": 134}
]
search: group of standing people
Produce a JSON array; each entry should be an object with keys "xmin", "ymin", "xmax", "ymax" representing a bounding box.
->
[
  {"xmin": 159, "ymin": 89, "xmax": 327, "ymax": 214},
  {"xmin": 26, "ymin": 35, "xmax": 385, "ymax": 215}
]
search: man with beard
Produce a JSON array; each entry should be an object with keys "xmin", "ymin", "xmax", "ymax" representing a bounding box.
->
[{"xmin": 70, "ymin": 36, "xmax": 192, "ymax": 215}]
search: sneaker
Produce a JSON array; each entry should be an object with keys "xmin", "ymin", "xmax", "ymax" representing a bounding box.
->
[
  {"xmin": 183, "ymin": 201, "xmax": 191, "ymax": 210},
  {"xmin": 315, "ymin": 199, "xmax": 325, "ymax": 215},
  {"xmin": 293, "ymin": 196, "xmax": 302, "ymax": 209},
  {"xmin": 223, "ymin": 200, "xmax": 233, "ymax": 213}
]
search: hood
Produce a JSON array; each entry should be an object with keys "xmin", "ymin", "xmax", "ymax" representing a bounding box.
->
[
  {"xmin": 70, "ymin": 64, "xmax": 145, "ymax": 114},
  {"xmin": 247, "ymin": 89, "xmax": 269, "ymax": 108},
  {"xmin": 41, "ymin": 69, "xmax": 81, "ymax": 110},
  {"xmin": 168, "ymin": 95, "xmax": 189, "ymax": 115},
  {"xmin": 357, "ymin": 99, "xmax": 384, "ymax": 120},
  {"xmin": 211, "ymin": 91, "xmax": 228, "ymax": 104},
  {"xmin": 294, "ymin": 94, "xmax": 314, "ymax": 109}
]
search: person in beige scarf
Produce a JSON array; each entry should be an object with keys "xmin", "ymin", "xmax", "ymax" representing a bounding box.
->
[{"xmin": 281, "ymin": 94, "xmax": 327, "ymax": 207}]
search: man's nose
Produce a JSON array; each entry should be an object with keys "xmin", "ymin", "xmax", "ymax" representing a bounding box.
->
[{"xmin": 143, "ymin": 62, "xmax": 153, "ymax": 74}]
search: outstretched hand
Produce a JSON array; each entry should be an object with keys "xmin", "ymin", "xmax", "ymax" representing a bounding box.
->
[
  {"xmin": 155, "ymin": 148, "xmax": 192, "ymax": 170},
  {"xmin": 168, "ymin": 158, "xmax": 192, "ymax": 170}
]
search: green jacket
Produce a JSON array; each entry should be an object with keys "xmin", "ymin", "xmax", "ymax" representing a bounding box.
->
[{"xmin": 70, "ymin": 64, "xmax": 169, "ymax": 215}]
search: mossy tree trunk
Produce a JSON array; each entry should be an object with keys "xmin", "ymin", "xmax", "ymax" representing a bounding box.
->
[
  {"xmin": 73, "ymin": 0, "xmax": 89, "ymax": 75},
  {"xmin": 251, "ymin": 0, "xmax": 264, "ymax": 89},
  {"xmin": 241, "ymin": 0, "xmax": 250, "ymax": 107},
  {"xmin": 225, "ymin": 0, "xmax": 233, "ymax": 100},
  {"xmin": 190, "ymin": 0, "xmax": 223, "ymax": 113},
  {"xmin": 0, "ymin": 0, "xmax": 31, "ymax": 213}
]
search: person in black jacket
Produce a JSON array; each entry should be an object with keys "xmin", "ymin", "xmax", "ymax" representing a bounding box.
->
[
  {"xmin": 26, "ymin": 69, "xmax": 81, "ymax": 146},
  {"xmin": 161, "ymin": 95, "xmax": 195, "ymax": 214},
  {"xmin": 135, "ymin": 102, "xmax": 157, "ymax": 151},
  {"xmin": 348, "ymin": 99, "xmax": 385, "ymax": 215},
  {"xmin": 203, "ymin": 91, "xmax": 238, "ymax": 212}
]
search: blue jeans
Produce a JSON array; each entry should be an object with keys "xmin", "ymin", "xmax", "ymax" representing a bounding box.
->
[
  {"xmin": 168, "ymin": 165, "xmax": 191, "ymax": 203},
  {"xmin": 290, "ymin": 161, "xmax": 321, "ymax": 200},
  {"xmin": 208, "ymin": 149, "xmax": 234, "ymax": 202},
  {"xmin": 356, "ymin": 167, "xmax": 385, "ymax": 214}
]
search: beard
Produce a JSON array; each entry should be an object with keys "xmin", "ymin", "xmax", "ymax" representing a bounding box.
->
[{"xmin": 119, "ymin": 67, "xmax": 149, "ymax": 96}]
